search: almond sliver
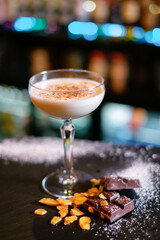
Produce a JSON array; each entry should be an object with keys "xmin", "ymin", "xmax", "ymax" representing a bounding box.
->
[
  {"xmin": 79, "ymin": 216, "xmax": 91, "ymax": 230},
  {"xmin": 70, "ymin": 207, "xmax": 84, "ymax": 216},
  {"xmin": 34, "ymin": 208, "xmax": 47, "ymax": 215},
  {"xmin": 57, "ymin": 198, "xmax": 72, "ymax": 206},
  {"xmin": 64, "ymin": 216, "xmax": 78, "ymax": 225},
  {"xmin": 39, "ymin": 198, "xmax": 58, "ymax": 206},
  {"xmin": 50, "ymin": 216, "xmax": 62, "ymax": 225}
]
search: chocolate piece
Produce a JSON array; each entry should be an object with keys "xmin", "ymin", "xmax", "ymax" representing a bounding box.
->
[
  {"xmin": 100, "ymin": 176, "xmax": 141, "ymax": 190},
  {"xmin": 103, "ymin": 191, "xmax": 120, "ymax": 202},
  {"xmin": 83, "ymin": 191, "xmax": 134, "ymax": 223}
]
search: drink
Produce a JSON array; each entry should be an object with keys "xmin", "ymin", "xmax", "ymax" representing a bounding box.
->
[
  {"xmin": 29, "ymin": 69, "xmax": 105, "ymax": 198},
  {"xmin": 29, "ymin": 78, "xmax": 105, "ymax": 119}
]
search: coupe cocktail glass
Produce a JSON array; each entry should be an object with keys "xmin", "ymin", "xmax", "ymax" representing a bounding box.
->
[{"xmin": 29, "ymin": 69, "xmax": 105, "ymax": 198}]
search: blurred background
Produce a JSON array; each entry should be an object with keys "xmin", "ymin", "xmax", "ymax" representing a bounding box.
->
[{"xmin": 0, "ymin": 0, "xmax": 160, "ymax": 145}]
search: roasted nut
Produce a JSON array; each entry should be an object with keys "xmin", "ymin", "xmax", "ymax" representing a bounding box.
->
[
  {"xmin": 79, "ymin": 216, "xmax": 91, "ymax": 230},
  {"xmin": 88, "ymin": 206, "xmax": 94, "ymax": 213},
  {"xmin": 57, "ymin": 198, "xmax": 72, "ymax": 206},
  {"xmin": 59, "ymin": 209, "xmax": 68, "ymax": 218},
  {"xmin": 98, "ymin": 185, "xmax": 103, "ymax": 193},
  {"xmin": 70, "ymin": 207, "xmax": 84, "ymax": 216},
  {"xmin": 73, "ymin": 193, "xmax": 87, "ymax": 206},
  {"xmin": 74, "ymin": 193, "xmax": 85, "ymax": 198},
  {"xmin": 57, "ymin": 206, "xmax": 68, "ymax": 218},
  {"xmin": 39, "ymin": 198, "xmax": 58, "ymax": 206},
  {"xmin": 69, "ymin": 197, "xmax": 75, "ymax": 203},
  {"xmin": 50, "ymin": 216, "xmax": 62, "ymax": 225},
  {"xmin": 100, "ymin": 200, "xmax": 108, "ymax": 206},
  {"xmin": 34, "ymin": 208, "xmax": 47, "ymax": 215},
  {"xmin": 99, "ymin": 193, "xmax": 106, "ymax": 199},
  {"xmin": 88, "ymin": 187, "xmax": 99, "ymax": 196},
  {"xmin": 56, "ymin": 205, "xmax": 68, "ymax": 211},
  {"xmin": 100, "ymin": 212, "xmax": 105, "ymax": 219},
  {"xmin": 81, "ymin": 192, "xmax": 89, "ymax": 197},
  {"xmin": 90, "ymin": 178, "xmax": 100, "ymax": 185},
  {"xmin": 64, "ymin": 216, "xmax": 78, "ymax": 225}
]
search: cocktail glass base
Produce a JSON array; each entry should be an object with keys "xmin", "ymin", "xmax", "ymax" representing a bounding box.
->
[{"xmin": 42, "ymin": 170, "xmax": 92, "ymax": 198}]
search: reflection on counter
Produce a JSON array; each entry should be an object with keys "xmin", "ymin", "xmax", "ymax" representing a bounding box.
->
[{"xmin": 101, "ymin": 102, "xmax": 160, "ymax": 146}]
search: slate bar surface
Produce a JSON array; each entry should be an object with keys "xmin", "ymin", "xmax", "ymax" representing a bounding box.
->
[{"xmin": 0, "ymin": 137, "xmax": 160, "ymax": 240}]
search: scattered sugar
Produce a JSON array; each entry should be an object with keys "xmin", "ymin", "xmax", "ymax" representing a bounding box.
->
[{"xmin": 0, "ymin": 137, "xmax": 109, "ymax": 164}]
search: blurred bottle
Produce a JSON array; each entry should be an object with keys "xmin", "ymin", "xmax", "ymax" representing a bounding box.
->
[
  {"xmin": 110, "ymin": 0, "xmax": 122, "ymax": 24},
  {"xmin": 31, "ymin": 0, "xmax": 44, "ymax": 18},
  {"xmin": 19, "ymin": 0, "xmax": 30, "ymax": 17},
  {"xmin": 109, "ymin": 52, "xmax": 129, "ymax": 94},
  {"xmin": 0, "ymin": 0, "xmax": 7, "ymax": 23},
  {"xmin": 91, "ymin": 0, "xmax": 111, "ymax": 23},
  {"xmin": 62, "ymin": 49, "xmax": 84, "ymax": 69},
  {"xmin": 45, "ymin": 0, "xmax": 59, "ymax": 24},
  {"xmin": 88, "ymin": 50, "xmax": 108, "ymax": 81},
  {"xmin": 120, "ymin": 0, "xmax": 141, "ymax": 25},
  {"xmin": 140, "ymin": 0, "xmax": 159, "ymax": 30},
  {"xmin": 44, "ymin": 0, "xmax": 61, "ymax": 34},
  {"xmin": 7, "ymin": 0, "xmax": 19, "ymax": 21},
  {"xmin": 29, "ymin": 48, "xmax": 51, "ymax": 75},
  {"xmin": 59, "ymin": 0, "xmax": 74, "ymax": 26},
  {"xmin": 74, "ymin": 0, "xmax": 91, "ymax": 21}
]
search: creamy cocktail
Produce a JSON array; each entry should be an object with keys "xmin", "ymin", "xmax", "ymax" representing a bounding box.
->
[
  {"xmin": 29, "ymin": 69, "xmax": 105, "ymax": 198},
  {"xmin": 30, "ymin": 78, "xmax": 105, "ymax": 119}
]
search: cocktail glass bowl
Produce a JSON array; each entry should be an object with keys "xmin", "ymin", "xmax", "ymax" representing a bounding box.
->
[{"xmin": 29, "ymin": 69, "xmax": 105, "ymax": 198}]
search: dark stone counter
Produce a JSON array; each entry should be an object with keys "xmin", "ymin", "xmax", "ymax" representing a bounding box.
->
[{"xmin": 0, "ymin": 137, "xmax": 160, "ymax": 240}]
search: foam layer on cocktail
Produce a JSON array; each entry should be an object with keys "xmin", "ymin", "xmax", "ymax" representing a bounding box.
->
[{"xmin": 30, "ymin": 78, "xmax": 105, "ymax": 119}]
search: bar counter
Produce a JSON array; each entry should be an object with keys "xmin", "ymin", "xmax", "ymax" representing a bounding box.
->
[{"xmin": 0, "ymin": 137, "xmax": 160, "ymax": 240}]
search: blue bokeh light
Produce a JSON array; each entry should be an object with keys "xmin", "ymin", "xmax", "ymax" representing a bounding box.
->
[
  {"xmin": 101, "ymin": 23, "xmax": 127, "ymax": 37},
  {"xmin": 144, "ymin": 31, "xmax": 153, "ymax": 44},
  {"xmin": 67, "ymin": 31, "xmax": 81, "ymax": 40},
  {"xmin": 83, "ymin": 33, "xmax": 98, "ymax": 41},
  {"xmin": 14, "ymin": 17, "xmax": 35, "ymax": 32},
  {"xmin": 67, "ymin": 21, "xmax": 160, "ymax": 46},
  {"xmin": 132, "ymin": 26, "xmax": 145, "ymax": 40},
  {"xmin": 152, "ymin": 28, "xmax": 160, "ymax": 46},
  {"xmin": 68, "ymin": 21, "xmax": 84, "ymax": 35},
  {"xmin": 83, "ymin": 22, "xmax": 98, "ymax": 35},
  {"xmin": 83, "ymin": 22, "xmax": 98, "ymax": 41},
  {"xmin": 68, "ymin": 21, "xmax": 98, "ymax": 41}
]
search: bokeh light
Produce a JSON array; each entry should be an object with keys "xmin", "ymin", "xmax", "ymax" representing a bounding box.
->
[
  {"xmin": 14, "ymin": 17, "xmax": 47, "ymax": 32},
  {"xmin": 14, "ymin": 17, "xmax": 35, "ymax": 32},
  {"xmin": 82, "ymin": 0, "xmax": 96, "ymax": 12},
  {"xmin": 132, "ymin": 26, "xmax": 145, "ymax": 40},
  {"xmin": 68, "ymin": 21, "xmax": 98, "ymax": 41},
  {"xmin": 101, "ymin": 23, "xmax": 127, "ymax": 37}
]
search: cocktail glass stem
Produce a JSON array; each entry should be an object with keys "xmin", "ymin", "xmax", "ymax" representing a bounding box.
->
[
  {"xmin": 30, "ymin": 69, "xmax": 105, "ymax": 198},
  {"xmin": 60, "ymin": 118, "xmax": 77, "ymax": 185}
]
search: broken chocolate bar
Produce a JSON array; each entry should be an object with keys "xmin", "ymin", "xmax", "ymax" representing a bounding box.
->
[
  {"xmin": 100, "ymin": 176, "xmax": 141, "ymax": 190},
  {"xmin": 83, "ymin": 191, "xmax": 134, "ymax": 223}
]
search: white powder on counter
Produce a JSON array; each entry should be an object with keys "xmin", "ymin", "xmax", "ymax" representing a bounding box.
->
[{"xmin": 0, "ymin": 137, "xmax": 111, "ymax": 164}]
